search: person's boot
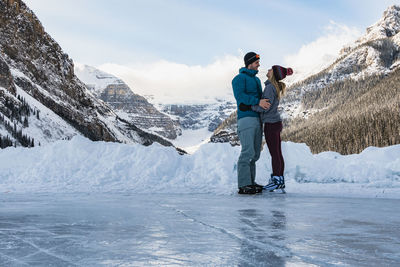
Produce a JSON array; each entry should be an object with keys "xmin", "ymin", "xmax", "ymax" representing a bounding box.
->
[
  {"xmin": 279, "ymin": 175, "xmax": 285, "ymax": 189},
  {"xmin": 253, "ymin": 183, "xmax": 264, "ymax": 193},
  {"xmin": 238, "ymin": 185, "xmax": 256, "ymax": 194},
  {"xmin": 264, "ymin": 174, "xmax": 279, "ymax": 191}
]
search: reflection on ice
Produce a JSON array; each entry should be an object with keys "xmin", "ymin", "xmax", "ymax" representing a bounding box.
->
[
  {"xmin": 237, "ymin": 209, "xmax": 288, "ymax": 266},
  {"xmin": 0, "ymin": 193, "xmax": 399, "ymax": 266}
]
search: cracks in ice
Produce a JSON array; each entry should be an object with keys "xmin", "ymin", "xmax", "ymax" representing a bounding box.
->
[
  {"xmin": 0, "ymin": 251, "xmax": 31, "ymax": 266},
  {"xmin": 0, "ymin": 228, "xmax": 79, "ymax": 266},
  {"xmin": 156, "ymin": 202, "xmax": 292, "ymax": 261}
]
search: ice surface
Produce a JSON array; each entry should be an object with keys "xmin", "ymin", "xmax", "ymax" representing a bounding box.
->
[{"xmin": 0, "ymin": 193, "xmax": 399, "ymax": 266}]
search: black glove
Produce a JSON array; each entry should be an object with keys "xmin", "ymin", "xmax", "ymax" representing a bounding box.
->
[{"xmin": 239, "ymin": 103, "xmax": 252, "ymax": 111}]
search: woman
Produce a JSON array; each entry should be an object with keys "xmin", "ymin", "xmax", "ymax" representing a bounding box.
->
[{"xmin": 239, "ymin": 65, "xmax": 293, "ymax": 192}]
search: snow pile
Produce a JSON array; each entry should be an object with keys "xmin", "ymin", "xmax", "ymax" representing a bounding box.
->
[{"xmin": 0, "ymin": 136, "xmax": 399, "ymax": 198}]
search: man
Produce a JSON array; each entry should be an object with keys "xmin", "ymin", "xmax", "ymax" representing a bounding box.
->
[{"xmin": 232, "ymin": 52, "xmax": 270, "ymax": 194}]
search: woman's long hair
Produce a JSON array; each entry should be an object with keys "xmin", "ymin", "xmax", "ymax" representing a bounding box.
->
[{"xmin": 269, "ymin": 75, "xmax": 286, "ymax": 100}]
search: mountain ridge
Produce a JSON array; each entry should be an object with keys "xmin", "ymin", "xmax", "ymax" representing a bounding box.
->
[
  {"xmin": 75, "ymin": 64, "xmax": 181, "ymax": 140},
  {"xmin": 0, "ymin": 0, "xmax": 175, "ymax": 149}
]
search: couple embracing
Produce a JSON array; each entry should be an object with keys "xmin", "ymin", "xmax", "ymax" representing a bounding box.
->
[{"xmin": 232, "ymin": 52, "xmax": 293, "ymax": 195}]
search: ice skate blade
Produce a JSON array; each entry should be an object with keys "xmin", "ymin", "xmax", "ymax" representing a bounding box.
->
[{"xmin": 266, "ymin": 188, "xmax": 286, "ymax": 194}]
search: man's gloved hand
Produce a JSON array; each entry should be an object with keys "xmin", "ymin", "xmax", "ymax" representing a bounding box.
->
[{"xmin": 239, "ymin": 103, "xmax": 252, "ymax": 111}]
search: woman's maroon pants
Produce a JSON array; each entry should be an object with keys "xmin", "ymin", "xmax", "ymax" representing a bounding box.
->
[{"xmin": 264, "ymin": 121, "xmax": 284, "ymax": 176}]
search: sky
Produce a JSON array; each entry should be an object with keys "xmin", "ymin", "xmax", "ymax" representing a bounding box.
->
[{"xmin": 23, "ymin": 0, "xmax": 400, "ymax": 104}]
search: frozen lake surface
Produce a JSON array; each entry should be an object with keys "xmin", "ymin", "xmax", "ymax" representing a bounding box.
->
[{"xmin": 0, "ymin": 193, "xmax": 399, "ymax": 266}]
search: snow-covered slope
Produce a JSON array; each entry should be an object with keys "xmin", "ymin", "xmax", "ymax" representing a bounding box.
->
[
  {"xmin": 282, "ymin": 5, "xmax": 400, "ymax": 120},
  {"xmin": 74, "ymin": 64, "xmax": 124, "ymax": 96},
  {"xmin": 0, "ymin": 135, "xmax": 399, "ymax": 198},
  {"xmin": 355, "ymin": 5, "xmax": 400, "ymax": 46},
  {"xmin": 10, "ymin": 69, "xmax": 80, "ymax": 145},
  {"xmin": 0, "ymin": 0, "xmax": 174, "ymax": 148},
  {"xmin": 75, "ymin": 64, "xmax": 180, "ymax": 140}
]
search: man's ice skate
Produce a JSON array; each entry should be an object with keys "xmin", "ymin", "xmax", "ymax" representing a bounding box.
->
[
  {"xmin": 254, "ymin": 183, "xmax": 264, "ymax": 193},
  {"xmin": 238, "ymin": 185, "xmax": 256, "ymax": 195}
]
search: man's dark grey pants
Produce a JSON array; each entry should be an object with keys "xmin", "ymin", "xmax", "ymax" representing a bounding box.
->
[{"xmin": 237, "ymin": 116, "xmax": 262, "ymax": 188}]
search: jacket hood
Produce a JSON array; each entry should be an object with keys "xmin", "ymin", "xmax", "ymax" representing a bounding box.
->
[{"xmin": 239, "ymin": 67, "xmax": 258, "ymax": 76}]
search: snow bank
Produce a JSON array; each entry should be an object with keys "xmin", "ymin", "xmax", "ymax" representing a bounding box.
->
[{"xmin": 0, "ymin": 136, "xmax": 399, "ymax": 198}]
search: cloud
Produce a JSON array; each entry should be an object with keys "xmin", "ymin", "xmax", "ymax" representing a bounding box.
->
[
  {"xmin": 95, "ymin": 21, "xmax": 363, "ymax": 105},
  {"xmin": 97, "ymin": 21, "xmax": 362, "ymax": 105},
  {"xmin": 98, "ymin": 53, "xmax": 244, "ymax": 104},
  {"xmin": 283, "ymin": 21, "xmax": 362, "ymax": 83}
]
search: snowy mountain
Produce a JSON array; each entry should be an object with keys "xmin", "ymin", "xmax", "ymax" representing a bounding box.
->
[
  {"xmin": 75, "ymin": 64, "xmax": 181, "ymax": 140},
  {"xmin": 152, "ymin": 99, "xmax": 236, "ymax": 152},
  {"xmin": 0, "ymin": 0, "xmax": 174, "ymax": 149},
  {"xmin": 211, "ymin": 5, "xmax": 400, "ymax": 154},
  {"xmin": 353, "ymin": 5, "xmax": 400, "ymax": 47},
  {"xmin": 75, "ymin": 64, "xmax": 237, "ymax": 150},
  {"xmin": 159, "ymin": 100, "xmax": 236, "ymax": 132},
  {"xmin": 282, "ymin": 5, "xmax": 400, "ymax": 119}
]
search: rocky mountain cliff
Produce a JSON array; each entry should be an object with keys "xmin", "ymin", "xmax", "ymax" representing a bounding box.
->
[
  {"xmin": 75, "ymin": 65, "xmax": 181, "ymax": 140},
  {"xmin": 211, "ymin": 5, "xmax": 400, "ymax": 154},
  {"xmin": 281, "ymin": 5, "xmax": 400, "ymax": 120},
  {"xmin": 0, "ymin": 0, "xmax": 174, "ymax": 148}
]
